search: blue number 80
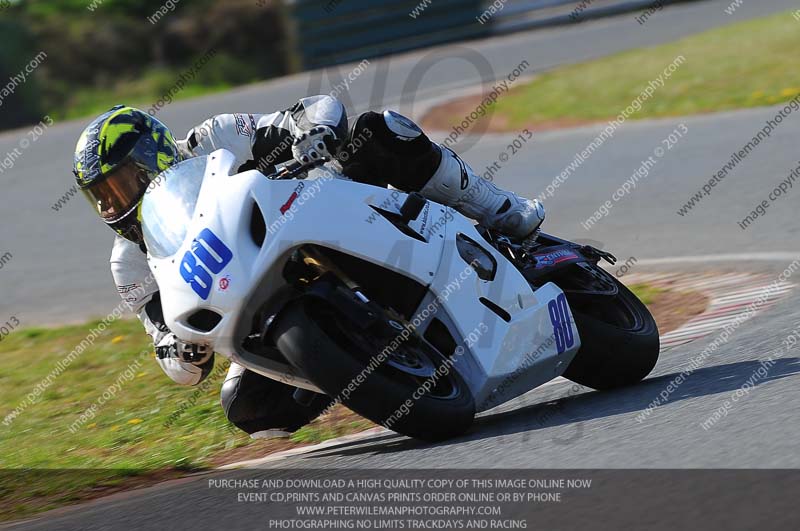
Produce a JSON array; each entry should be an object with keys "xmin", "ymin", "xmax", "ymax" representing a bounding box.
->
[
  {"xmin": 179, "ymin": 229, "xmax": 233, "ymax": 299},
  {"xmin": 548, "ymin": 293, "xmax": 574, "ymax": 354}
]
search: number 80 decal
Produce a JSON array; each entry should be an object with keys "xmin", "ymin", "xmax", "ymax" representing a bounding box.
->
[
  {"xmin": 179, "ymin": 228, "xmax": 233, "ymax": 300},
  {"xmin": 548, "ymin": 293, "xmax": 574, "ymax": 354}
]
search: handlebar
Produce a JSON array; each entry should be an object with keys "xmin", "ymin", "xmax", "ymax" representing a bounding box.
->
[{"xmin": 266, "ymin": 157, "xmax": 329, "ymax": 180}]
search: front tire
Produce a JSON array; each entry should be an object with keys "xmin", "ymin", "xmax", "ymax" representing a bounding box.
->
[
  {"xmin": 561, "ymin": 267, "xmax": 660, "ymax": 390},
  {"xmin": 270, "ymin": 299, "xmax": 475, "ymax": 441}
]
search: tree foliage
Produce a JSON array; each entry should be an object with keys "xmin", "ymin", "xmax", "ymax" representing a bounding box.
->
[{"xmin": 0, "ymin": 0, "xmax": 291, "ymax": 129}]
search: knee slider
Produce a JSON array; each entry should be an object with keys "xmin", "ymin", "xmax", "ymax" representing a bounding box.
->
[
  {"xmin": 356, "ymin": 110, "xmax": 431, "ymax": 156},
  {"xmin": 382, "ymin": 110, "xmax": 423, "ymax": 142}
]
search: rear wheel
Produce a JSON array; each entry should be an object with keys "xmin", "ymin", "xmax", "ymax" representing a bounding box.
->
[
  {"xmin": 269, "ymin": 299, "xmax": 475, "ymax": 441},
  {"xmin": 527, "ymin": 263, "xmax": 660, "ymax": 390}
]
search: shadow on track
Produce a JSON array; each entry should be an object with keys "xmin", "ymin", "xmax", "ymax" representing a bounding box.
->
[{"xmin": 301, "ymin": 357, "xmax": 800, "ymax": 458}]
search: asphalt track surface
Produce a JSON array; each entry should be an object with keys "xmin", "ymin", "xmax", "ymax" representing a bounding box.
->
[
  {"xmin": 0, "ymin": 0, "xmax": 795, "ymax": 325},
  {"xmin": 3, "ymin": 0, "xmax": 800, "ymax": 529}
]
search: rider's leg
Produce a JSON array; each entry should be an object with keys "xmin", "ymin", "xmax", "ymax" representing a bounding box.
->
[
  {"xmin": 341, "ymin": 110, "xmax": 545, "ymax": 240},
  {"xmin": 220, "ymin": 363, "xmax": 332, "ymax": 438}
]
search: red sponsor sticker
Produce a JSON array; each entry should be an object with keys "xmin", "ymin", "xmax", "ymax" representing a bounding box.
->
[
  {"xmin": 218, "ymin": 275, "xmax": 231, "ymax": 291},
  {"xmin": 280, "ymin": 183, "xmax": 305, "ymax": 215},
  {"xmin": 280, "ymin": 192, "xmax": 298, "ymax": 215}
]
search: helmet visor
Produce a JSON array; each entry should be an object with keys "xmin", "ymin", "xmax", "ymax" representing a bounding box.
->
[{"xmin": 82, "ymin": 161, "xmax": 151, "ymax": 222}]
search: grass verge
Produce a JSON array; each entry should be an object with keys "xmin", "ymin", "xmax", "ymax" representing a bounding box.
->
[
  {"xmin": 629, "ymin": 284, "xmax": 664, "ymax": 305},
  {"xmin": 0, "ymin": 282, "xmax": 703, "ymax": 520},
  {"xmin": 46, "ymin": 51, "xmax": 263, "ymax": 122},
  {"xmin": 423, "ymin": 10, "xmax": 800, "ymax": 131},
  {"xmin": 0, "ymin": 318, "xmax": 369, "ymax": 521},
  {"xmin": 50, "ymin": 70, "xmax": 232, "ymax": 122},
  {"xmin": 630, "ymin": 283, "xmax": 708, "ymax": 334}
]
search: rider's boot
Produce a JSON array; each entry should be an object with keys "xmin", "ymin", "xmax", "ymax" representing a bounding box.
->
[{"xmin": 420, "ymin": 145, "xmax": 546, "ymax": 241}]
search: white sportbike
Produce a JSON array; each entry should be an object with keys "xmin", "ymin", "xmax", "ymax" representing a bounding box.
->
[{"xmin": 142, "ymin": 149, "xmax": 659, "ymax": 441}]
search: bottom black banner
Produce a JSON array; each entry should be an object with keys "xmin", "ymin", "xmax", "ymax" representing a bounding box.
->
[{"xmin": 4, "ymin": 469, "xmax": 798, "ymax": 530}]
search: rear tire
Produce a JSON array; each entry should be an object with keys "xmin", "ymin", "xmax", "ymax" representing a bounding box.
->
[
  {"xmin": 562, "ymin": 268, "xmax": 660, "ymax": 390},
  {"xmin": 270, "ymin": 299, "xmax": 475, "ymax": 441}
]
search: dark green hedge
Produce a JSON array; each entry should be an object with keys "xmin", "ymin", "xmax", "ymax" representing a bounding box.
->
[{"xmin": 0, "ymin": 0, "xmax": 291, "ymax": 130}]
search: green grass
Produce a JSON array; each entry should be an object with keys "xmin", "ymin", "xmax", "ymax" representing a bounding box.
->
[
  {"xmin": 0, "ymin": 319, "xmax": 240, "ymax": 470},
  {"xmin": 0, "ymin": 317, "xmax": 371, "ymax": 520},
  {"xmin": 629, "ymin": 284, "xmax": 664, "ymax": 306},
  {"xmin": 48, "ymin": 69, "xmax": 233, "ymax": 122},
  {"xmin": 0, "ymin": 318, "xmax": 249, "ymax": 518},
  {"xmin": 291, "ymin": 419, "xmax": 374, "ymax": 445},
  {"xmin": 45, "ymin": 51, "xmax": 262, "ymax": 122},
  {"xmin": 489, "ymin": 10, "xmax": 800, "ymax": 128},
  {"xmin": 0, "ymin": 319, "xmax": 372, "ymax": 521}
]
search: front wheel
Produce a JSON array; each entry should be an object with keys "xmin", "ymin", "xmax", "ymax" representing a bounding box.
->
[
  {"xmin": 559, "ymin": 265, "xmax": 660, "ymax": 390},
  {"xmin": 269, "ymin": 299, "xmax": 475, "ymax": 441}
]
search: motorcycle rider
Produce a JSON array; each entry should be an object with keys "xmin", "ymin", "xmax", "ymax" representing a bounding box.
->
[{"xmin": 72, "ymin": 96, "xmax": 545, "ymax": 438}]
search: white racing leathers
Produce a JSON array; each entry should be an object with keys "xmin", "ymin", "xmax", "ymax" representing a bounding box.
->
[
  {"xmin": 179, "ymin": 95, "xmax": 348, "ymax": 173},
  {"xmin": 110, "ymin": 95, "xmax": 348, "ymax": 386}
]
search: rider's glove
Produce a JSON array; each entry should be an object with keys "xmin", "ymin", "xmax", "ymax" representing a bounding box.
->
[
  {"xmin": 291, "ymin": 126, "xmax": 339, "ymax": 164},
  {"xmin": 155, "ymin": 333, "xmax": 214, "ymax": 386}
]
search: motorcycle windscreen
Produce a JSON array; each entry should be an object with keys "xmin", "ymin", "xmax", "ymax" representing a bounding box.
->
[{"xmin": 141, "ymin": 155, "xmax": 209, "ymax": 258}]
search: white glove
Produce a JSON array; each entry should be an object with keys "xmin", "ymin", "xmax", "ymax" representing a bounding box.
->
[
  {"xmin": 155, "ymin": 333, "xmax": 214, "ymax": 386},
  {"xmin": 291, "ymin": 126, "xmax": 339, "ymax": 164}
]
